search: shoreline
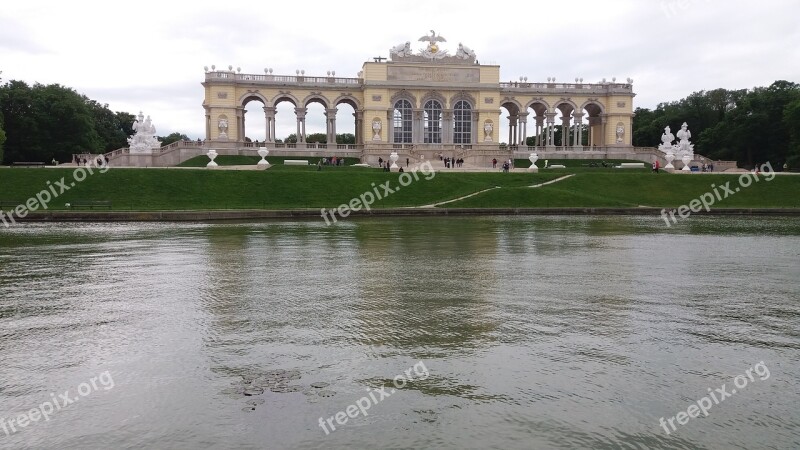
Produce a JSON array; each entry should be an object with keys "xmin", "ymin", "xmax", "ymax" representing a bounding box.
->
[{"xmin": 9, "ymin": 207, "xmax": 800, "ymax": 223}]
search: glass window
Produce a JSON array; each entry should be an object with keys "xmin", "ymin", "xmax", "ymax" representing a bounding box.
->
[
  {"xmin": 393, "ymin": 100, "xmax": 412, "ymax": 143},
  {"xmin": 453, "ymin": 100, "xmax": 472, "ymax": 144},
  {"xmin": 424, "ymin": 100, "xmax": 442, "ymax": 144}
]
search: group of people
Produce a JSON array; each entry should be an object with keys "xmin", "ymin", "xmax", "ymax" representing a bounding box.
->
[
  {"xmin": 492, "ymin": 158, "xmax": 514, "ymax": 172},
  {"xmin": 72, "ymin": 155, "xmax": 109, "ymax": 166},
  {"xmin": 440, "ymin": 156, "xmax": 463, "ymax": 168}
]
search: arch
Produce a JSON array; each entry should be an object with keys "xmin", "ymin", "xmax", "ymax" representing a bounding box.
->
[
  {"xmin": 271, "ymin": 92, "xmax": 300, "ymax": 107},
  {"xmin": 449, "ymin": 91, "xmax": 476, "ymax": 109},
  {"xmin": 525, "ymin": 99, "xmax": 550, "ymax": 116},
  {"xmin": 580, "ymin": 100, "xmax": 605, "ymax": 116},
  {"xmin": 420, "ymin": 91, "xmax": 447, "ymax": 109},
  {"xmin": 239, "ymin": 91, "xmax": 268, "ymax": 107},
  {"xmin": 553, "ymin": 99, "xmax": 578, "ymax": 114},
  {"xmin": 499, "ymin": 98, "xmax": 522, "ymax": 115},
  {"xmin": 333, "ymin": 93, "xmax": 361, "ymax": 110},
  {"xmin": 302, "ymin": 93, "xmax": 330, "ymax": 109},
  {"xmin": 390, "ymin": 90, "xmax": 417, "ymax": 108}
]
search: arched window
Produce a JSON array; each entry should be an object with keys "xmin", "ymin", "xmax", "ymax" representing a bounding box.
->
[
  {"xmin": 424, "ymin": 100, "xmax": 442, "ymax": 144},
  {"xmin": 393, "ymin": 100, "xmax": 412, "ymax": 143},
  {"xmin": 453, "ymin": 100, "xmax": 472, "ymax": 144}
]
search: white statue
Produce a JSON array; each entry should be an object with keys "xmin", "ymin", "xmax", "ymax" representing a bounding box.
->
[
  {"xmin": 483, "ymin": 122, "xmax": 493, "ymax": 142},
  {"xmin": 616, "ymin": 124, "xmax": 624, "ymax": 143},
  {"xmin": 660, "ymin": 126, "xmax": 675, "ymax": 147},
  {"xmin": 218, "ymin": 118, "xmax": 228, "ymax": 139},
  {"xmin": 144, "ymin": 116, "xmax": 155, "ymax": 135},
  {"xmin": 127, "ymin": 111, "xmax": 161, "ymax": 153},
  {"xmin": 677, "ymin": 122, "xmax": 693, "ymax": 153},
  {"xmin": 390, "ymin": 41, "xmax": 412, "ymax": 58},
  {"xmin": 455, "ymin": 42, "xmax": 476, "ymax": 60},
  {"xmin": 372, "ymin": 119, "xmax": 381, "ymax": 140}
]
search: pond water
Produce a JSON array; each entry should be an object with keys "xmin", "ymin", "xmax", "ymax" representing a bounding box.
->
[{"xmin": 1, "ymin": 216, "xmax": 798, "ymax": 449}]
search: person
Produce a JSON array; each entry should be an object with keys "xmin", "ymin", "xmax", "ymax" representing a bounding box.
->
[
  {"xmin": 378, "ymin": 157, "xmax": 383, "ymax": 167},
  {"xmin": 317, "ymin": 159, "xmax": 322, "ymax": 171},
  {"xmin": 406, "ymin": 158, "xmax": 409, "ymax": 167},
  {"xmin": 702, "ymin": 162, "xmax": 707, "ymax": 172},
  {"xmin": 655, "ymin": 160, "xmax": 660, "ymax": 173},
  {"xmin": 492, "ymin": 158, "xmax": 497, "ymax": 169},
  {"xmin": 784, "ymin": 162, "xmax": 789, "ymax": 172},
  {"xmin": 399, "ymin": 167, "xmax": 404, "ymax": 172},
  {"xmin": 652, "ymin": 162, "xmax": 657, "ymax": 173}
]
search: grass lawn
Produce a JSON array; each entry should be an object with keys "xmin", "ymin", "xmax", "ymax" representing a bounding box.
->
[
  {"xmin": 1, "ymin": 165, "xmax": 797, "ymax": 212},
  {"xmin": 0, "ymin": 167, "xmax": 562, "ymax": 211},
  {"xmin": 444, "ymin": 172, "xmax": 800, "ymax": 208}
]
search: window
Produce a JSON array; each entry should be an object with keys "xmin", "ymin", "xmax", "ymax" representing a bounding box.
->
[
  {"xmin": 424, "ymin": 100, "xmax": 442, "ymax": 144},
  {"xmin": 393, "ymin": 100, "xmax": 412, "ymax": 143},
  {"xmin": 453, "ymin": 100, "xmax": 472, "ymax": 144}
]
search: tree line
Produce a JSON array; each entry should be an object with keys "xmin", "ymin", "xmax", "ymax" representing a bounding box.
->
[
  {"xmin": 633, "ymin": 80, "xmax": 800, "ymax": 168},
  {"xmin": 0, "ymin": 80, "xmax": 191, "ymax": 164}
]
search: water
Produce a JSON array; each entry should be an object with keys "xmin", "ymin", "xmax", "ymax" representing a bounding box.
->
[{"xmin": 1, "ymin": 216, "xmax": 798, "ymax": 449}]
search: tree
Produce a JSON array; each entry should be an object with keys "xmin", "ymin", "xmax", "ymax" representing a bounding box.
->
[
  {"xmin": 306, "ymin": 133, "xmax": 326, "ymax": 143},
  {"xmin": 87, "ymin": 100, "xmax": 130, "ymax": 151},
  {"xmin": 0, "ymin": 80, "xmax": 101, "ymax": 163},
  {"xmin": 284, "ymin": 133, "xmax": 298, "ymax": 143},
  {"xmin": 158, "ymin": 132, "xmax": 190, "ymax": 146},
  {"xmin": 336, "ymin": 133, "xmax": 355, "ymax": 144}
]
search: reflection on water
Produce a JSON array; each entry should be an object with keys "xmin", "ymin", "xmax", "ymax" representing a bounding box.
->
[{"xmin": 0, "ymin": 216, "xmax": 799, "ymax": 449}]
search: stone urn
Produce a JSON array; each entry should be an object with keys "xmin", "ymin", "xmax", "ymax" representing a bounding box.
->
[
  {"xmin": 207, "ymin": 149, "xmax": 219, "ymax": 168},
  {"xmin": 389, "ymin": 151, "xmax": 400, "ymax": 172},
  {"xmin": 257, "ymin": 148, "xmax": 270, "ymax": 169},
  {"xmin": 681, "ymin": 154, "xmax": 692, "ymax": 171},
  {"xmin": 528, "ymin": 152, "xmax": 539, "ymax": 172},
  {"xmin": 664, "ymin": 152, "xmax": 675, "ymax": 169}
]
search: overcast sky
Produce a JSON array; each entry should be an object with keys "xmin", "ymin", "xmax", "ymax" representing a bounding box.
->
[{"xmin": 2, "ymin": 0, "xmax": 798, "ymax": 141}]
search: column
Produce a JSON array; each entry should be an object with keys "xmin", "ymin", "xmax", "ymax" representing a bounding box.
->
[
  {"xmin": 443, "ymin": 110, "xmax": 453, "ymax": 144},
  {"xmin": 573, "ymin": 112, "xmax": 584, "ymax": 147},
  {"xmin": 354, "ymin": 111, "xmax": 364, "ymax": 145},
  {"xmin": 508, "ymin": 115, "xmax": 517, "ymax": 145},
  {"xmin": 600, "ymin": 114, "xmax": 608, "ymax": 147},
  {"xmin": 561, "ymin": 116, "xmax": 571, "ymax": 148},
  {"xmin": 325, "ymin": 108, "xmax": 337, "ymax": 145},
  {"xmin": 263, "ymin": 106, "xmax": 276, "ymax": 143},
  {"xmin": 295, "ymin": 107, "xmax": 307, "ymax": 143},
  {"xmin": 535, "ymin": 117, "xmax": 544, "ymax": 147},
  {"xmin": 545, "ymin": 113, "xmax": 557, "ymax": 147},
  {"xmin": 413, "ymin": 110, "xmax": 424, "ymax": 144},
  {"xmin": 205, "ymin": 112, "xmax": 211, "ymax": 141},
  {"xmin": 472, "ymin": 111, "xmax": 480, "ymax": 144},
  {"xmin": 519, "ymin": 113, "xmax": 528, "ymax": 147},
  {"xmin": 236, "ymin": 107, "xmax": 244, "ymax": 143}
]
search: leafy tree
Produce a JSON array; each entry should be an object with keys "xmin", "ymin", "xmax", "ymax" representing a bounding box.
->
[
  {"xmin": 336, "ymin": 133, "xmax": 355, "ymax": 144},
  {"xmin": 284, "ymin": 133, "xmax": 298, "ymax": 143},
  {"xmin": 306, "ymin": 133, "xmax": 326, "ymax": 143},
  {"xmin": 159, "ymin": 132, "xmax": 190, "ymax": 146},
  {"xmin": 87, "ymin": 100, "xmax": 130, "ymax": 151},
  {"xmin": 632, "ymin": 81, "xmax": 799, "ymax": 167},
  {"xmin": 783, "ymin": 98, "xmax": 800, "ymax": 169},
  {"xmin": 0, "ymin": 81, "xmax": 101, "ymax": 163}
]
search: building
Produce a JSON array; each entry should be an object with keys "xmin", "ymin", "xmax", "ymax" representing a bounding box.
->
[{"xmin": 110, "ymin": 32, "xmax": 640, "ymax": 167}]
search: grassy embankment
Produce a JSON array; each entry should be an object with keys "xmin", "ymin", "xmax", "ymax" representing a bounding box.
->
[
  {"xmin": 1, "ymin": 156, "xmax": 798, "ymax": 211},
  {"xmin": 0, "ymin": 164, "xmax": 560, "ymax": 210}
]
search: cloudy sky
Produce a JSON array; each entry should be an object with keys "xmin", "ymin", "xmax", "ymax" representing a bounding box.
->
[{"xmin": 2, "ymin": 0, "xmax": 798, "ymax": 141}]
